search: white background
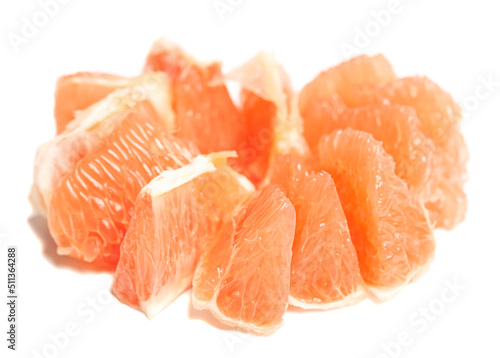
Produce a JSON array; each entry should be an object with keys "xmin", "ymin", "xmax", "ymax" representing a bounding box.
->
[{"xmin": 1, "ymin": 1, "xmax": 500, "ymax": 357}]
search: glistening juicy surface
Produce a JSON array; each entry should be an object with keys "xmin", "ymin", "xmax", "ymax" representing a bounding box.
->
[
  {"xmin": 318, "ymin": 129, "xmax": 436, "ymax": 301},
  {"xmin": 32, "ymin": 79, "xmax": 174, "ymax": 216},
  {"xmin": 144, "ymin": 38, "xmax": 245, "ymax": 154},
  {"xmin": 303, "ymin": 104, "xmax": 443, "ymax": 203},
  {"xmin": 54, "ymin": 72, "xmax": 128, "ymax": 134},
  {"xmin": 299, "ymin": 54, "xmax": 397, "ymax": 153},
  {"xmin": 53, "ymin": 72, "xmax": 173, "ymax": 135},
  {"xmin": 112, "ymin": 154, "xmax": 252, "ymax": 318},
  {"xmin": 351, "ymin": 76, "xmax": 468, "ymax": 229},
  {"xmin": 192, "ymin": 184, "xmax": 295, "ymax": 335},
  {"xmin": 267, "ymin": 154, "xmax": 365, "ymax": 309},
  {"xmin": 226, "ymin": 52, "xmax": 309, "ymax": 185},
  {"xmin": 47, "ymin": 103, "xmax": 197, "ymax": 266},
  {"xmin": 299, "ymin": 54, "xmax": 396, "ymax": 118}
]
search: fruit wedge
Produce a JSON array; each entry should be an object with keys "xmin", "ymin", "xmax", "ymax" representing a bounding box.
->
[
  {"xmin": 54, "ymin": 72, "xmax": 174, "ymax": 134},
  {"xmin": 299, "ymin": 54, "xmax": 396, "ymax": 151},
  {"xmin": 192, "ymin": 184, "xmax": 295, "ymax": 335},
  {"xmin": 318, "ymin": 128, "xmax": 435, "ymax": 301},
  {"xmin": 299, "ymin": 54, "xmax": 395, "ymax": 114},
  {"xmin": 112, "ymin": 152, "xmax": 253, "ymax": 318},
  {"xmin": 301, "ymin": 104, "xmax": 443, "ymax": 202},
  {"xmin": 47, "ymin": 101, "xmax": 197, "ymax": 266},
  {"xmin": 225, "ymin": 52, "xmax": 310, "ymax": 184},
  {"xmin": 144, "ymin": 38, "xmax": 245, "ymax": 154},
  {"xmin": 267, "ymin": 154, "xmax": 365, "ymax": 309},
  {"xmin": 351, "ymin": 76, "xmax": 468, "ymax": 229},
  {"xmin": 31, "ymin": 74, "xmax": 174, "ymax": 216}
]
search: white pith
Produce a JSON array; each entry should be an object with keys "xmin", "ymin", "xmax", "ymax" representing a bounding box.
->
[
  {"xmin": 140, "ymin": 275, "xmax": 193, "ymax": 320},
  {"xmin": 289, "ymin": 286, "xmax": 367, "ymax": 310},
  {"xmin": 144, "ymin": 155, "xmax": 217, "ymax": 197},
  {"xmin": 191, "ymin": 295, "xmax": 283, "ymax": 336}
]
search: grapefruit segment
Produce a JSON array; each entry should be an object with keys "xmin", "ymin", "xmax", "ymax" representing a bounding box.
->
[
  {"xmin": 226, "ymin": 52, "xmax": 309, "ymax": 183},
  {"xmin": 299, "ymin": 54, "xmax": 396, "ymax": 117},
  {"xmin": 318, "ymin": 129, "xmax": 435, "ymax": 301},
  {"xmin": 54, "ymin": 72, "xmax": 174, "ymax": 134},
  {"xmin": 144, "ymin": 38, "xmax": 245, "ymax": 154},
  {"xmin": 299, "ymin": 54, "xmax": 396, "ymax": 151},
  {"xmin": 192, "ymin": 184, "xmax": 295, "ymax": 335},
  {"xmin": 266, "ymin": 154, "xmax": 366, "ymax": 309},
  {"xmin": 351, "ymin": 76, "xmax": 468, "ymax": 228},
  {"xmin": 32, "ymin": 75, "xmax": 174, "ymax": 215},
  {"xmin": 112, "ymin": 152, "xmax": 253, "ymax": 318},
  {"xmin": 54, "ymin": 72, "xmax": 127, "ymax": 134},
  {"xmin": 302, "ymin": 104, "xmax": 443, "ymax": 203},
  {"xmin": 300, "ymin": 92, "xmax": 347, "ymax": 151},
  {"xmin": 335, "ymin": 105, "xmax": 442, "ymax": 202},
  {"xmin": 47, "ymin": 102, "xmax": 197, "ymax": 266}
]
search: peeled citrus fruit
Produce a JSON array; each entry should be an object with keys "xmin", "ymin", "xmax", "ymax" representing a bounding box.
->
[
  {"xmin": 192, "ymin": 184, "xmax": 295, "ymax": 335},
  {"xmin": 266, "ymin": 154, "xmax": 365, "ymax": 309},
  {"xmin": 47, "ymin": 101, "xmax": 197, "ymax": 266},
  {"xmin": 144, "ymin": 38, "xmax": 245, "ymax": 154},
  {"xmin": 31, "ymin": 75, "xmax": 174, "ymax": 215},
  {"xmin": 53, "ymin": 72, "xmax": 173, "ymax": 134},
  {"xmin": 351, "ymin": 76, "xmax": 468, "ymax": 229},
  {"xmin": 225, "ymin": 52, "xmax": 310, "ymax": 184},
  {"xmin": 318, "ymin": 128, "xmax": 435, "ymax": 301},
  {"xmin": 112, "ymin": 152, "xmax": 253, "ymax": 318},
  {"xmin": 32, "ymin": 43, "xmax": 468, "ymax": 335}
]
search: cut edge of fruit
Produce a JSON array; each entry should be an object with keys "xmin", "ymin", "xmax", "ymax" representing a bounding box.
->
[
  {"xmin": 144, "ymin": 151, "xmax": 253, "ymax": 198},
  {"xmin": 288, "ymin": 286, "xmax": 367, "ymax": 310},
  {"xmin": 64, "ymin": 73, "xmax": 174, "ymax": 134},
  {"xmin": 140, "ymin": 275, "xmax": 193, "ymax": 319},
  {"xmin": 367, "ymin": 253, "xmax": 435, "ymax": 302},
  {"xmin": 226, "ymin": 52, "xmax": 310, "ymax": 161},
  {"xmin": 148, "ymin": 37, "xmax": 195, "ymax": 63},
  {"xmin": 135, "ymin": 72, "xmax": 176, "ymax": 132},
  {"xmin": 69, "ymin": 73, "xmax": 132, "ymax": 87},
  {"xmin": 147, "ymin": 37, "xmax": 226, "ymax": 79},
  {"xmin": 144, "ymin": 155, "xmax": 217, "ymax": 197},
  {"xmin": 225, "ymin": 52, "xmax": 286, "ymax": 109},
  {"xmin": 191, "ymin": 296, "xmax": 284, "ymax": 336},
  {"xmin": 273, "ymin": 94, "xmax": 311, "ymax": 158},
  {"xmin": 29, "ymin": 185, "xmax": 47, "ymax": 217}
]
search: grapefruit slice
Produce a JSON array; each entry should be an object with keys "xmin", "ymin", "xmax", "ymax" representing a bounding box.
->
[
  {"xmin": 54, "ymin": 72, "xmax": 173, "ymax": 134},
  {"xmin": 351, "ymin": 76, "xmax": 468, "ymax": 229},
  {"xmin": 318, "ymin": 128, "xmax": 435, "ymax": 301},
  {"xmin": 31, "ymin": 75, "xmax": 174, "ymax": 215},
  {"xmin": 192, "ymin": 184, "xmax": 296, "ymax": 335},
  {"xmin": 225, "ymin": 52, "xmax": 309, "ymax": 184},
  {"xmin": 144, "ymin": 38, "xmax": 245, "ymax": 154},
  {"xmin": 266, "ymin": 154, "xmax": 365, "ymax": 309},
  {"xmin": 112, "ymin": 152, "xmax": 253, "ymax": 318},
  {"xmin": 47, "ymin": 101, "xmax": 197, "ymax": 266}
]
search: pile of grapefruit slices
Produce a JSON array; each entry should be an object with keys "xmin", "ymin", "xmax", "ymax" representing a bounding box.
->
[{"xmin": 31, "ymin": 39, "xmax": 468, "ymax": 335}]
